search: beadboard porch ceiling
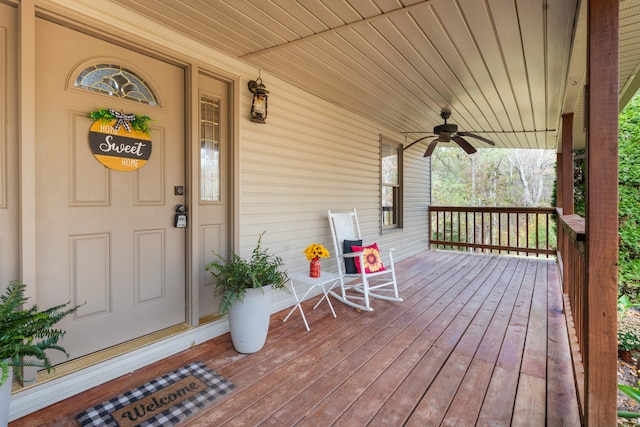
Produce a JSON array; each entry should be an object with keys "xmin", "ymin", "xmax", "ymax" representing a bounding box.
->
[{"xmin": 107, "ymin": 0, "xmax": 640, "ymax": 152}]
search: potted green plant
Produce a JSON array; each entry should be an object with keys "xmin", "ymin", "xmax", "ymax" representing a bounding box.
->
[
  {"xmin": 0, "ymin": 280, "xmax": 78, "ymax": 425},
  {"xmin": 618, "ymin": 315, "xmax": 640, "ymax": 363},
  {"xmin": 206, "ymin": 232, "xmax": 287, "ymax": 353}
]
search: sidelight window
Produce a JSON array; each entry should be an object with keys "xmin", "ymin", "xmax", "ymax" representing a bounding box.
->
[{"xmin": 200, "ymin": 95, "xmax": 221, "ymax": 202}]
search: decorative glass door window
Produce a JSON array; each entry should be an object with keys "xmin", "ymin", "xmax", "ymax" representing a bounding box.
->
[
  {"xmin": 73, "ymin": 64, "xmax": 159, "ymax": 106},
  {"xmin": 200, "ymin": 95, "xmax": 221, "ymax": 201}
]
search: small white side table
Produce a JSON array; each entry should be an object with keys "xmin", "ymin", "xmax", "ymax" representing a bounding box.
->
[{"xmin": 283, "ymin": 271, "xmax": 341, "ymax": 331}]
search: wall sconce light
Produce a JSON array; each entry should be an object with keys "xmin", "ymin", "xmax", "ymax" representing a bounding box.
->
[{"xmin": 248, "ymin": 77, "xmax": 269, "ymax": 123}]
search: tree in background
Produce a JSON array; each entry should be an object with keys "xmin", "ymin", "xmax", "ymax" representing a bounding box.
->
[
  {"xmin": 618, "ymin": 93, "xmax": 640, "ymax": 297},
  {"xmin": 431, "ymin": 147, "xmax": 557, "ymax": 253},
  {"xmin": 430, "ymin": 95, "xmax": 640, "ymax": 297},
  {"xmin": 572, "ymin": 93, "xmax": 640, "ymax": 296},
  {"xmin": 431, "ymin": 148, "xmax": 556, "ymax": 207}
]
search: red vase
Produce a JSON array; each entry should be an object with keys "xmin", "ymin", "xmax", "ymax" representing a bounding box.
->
[{"xmin": 310, "ymin": 258, "xmax": 321, "ymax": 278}]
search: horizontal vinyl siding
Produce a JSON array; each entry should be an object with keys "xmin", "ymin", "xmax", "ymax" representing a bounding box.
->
[
  {"xmin": 37, "ymin": 0, "xmax": 433, "ymax": 296},
  {"xmin": 5, "ymin": 2, "xmax": 431, "ymax": 419},
  {"xmin": 402, "ymin": 143, "xmax": 433, "ymax": 257},
  {"xmin": 34, "ymin": 0, "xmax": 432, "ymax": 309},
  {"xmin": 236, "ymin": 74, "xmax": 431, "ymax": 290}
]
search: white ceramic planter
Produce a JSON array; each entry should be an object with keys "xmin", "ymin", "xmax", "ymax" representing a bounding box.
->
[
  {"xmin": 228, "ymin": 285, "xmax": 272, "ymax": 353},
  {"xmin": 0, "ymin": 366, "xmax": 13, "ymax": 427}
]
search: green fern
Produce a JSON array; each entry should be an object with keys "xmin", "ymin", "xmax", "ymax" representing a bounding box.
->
[
  {"xmin": 206, "ymin": 232, "xmax": 288, "ymax": 315},
  {"xmin": 0, "ymin": 281, "xmax": 78, "ymax": 385}
]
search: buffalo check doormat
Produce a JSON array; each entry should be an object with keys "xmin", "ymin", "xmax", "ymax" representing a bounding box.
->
[{"xmin": 76, "ymin": 361, "xmax": 234, "ymax": 427}]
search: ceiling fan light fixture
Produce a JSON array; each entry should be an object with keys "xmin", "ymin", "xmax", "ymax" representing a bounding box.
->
[
  {"xmin": 438, "ymin": 132, "xmax": 451, "ymax": 142},
  {"xmin": 405, "ymin": 111, "xmax": 496, "ymax": 157}
]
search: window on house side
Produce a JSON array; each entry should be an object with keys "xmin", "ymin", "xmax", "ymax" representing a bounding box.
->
[{"xmin": 381, "ymin": 136, "xmax": 402, "ymax": 229}]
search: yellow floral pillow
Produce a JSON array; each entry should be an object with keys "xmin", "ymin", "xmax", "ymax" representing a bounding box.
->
[{"xmin": 351, "ymin": 243, "xmax": 386, "ymax": 273}]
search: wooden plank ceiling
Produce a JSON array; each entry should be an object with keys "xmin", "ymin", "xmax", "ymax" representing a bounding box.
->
[{"xmin": 107, "ymin": 0, "xmax": 640, "ymax": 152}]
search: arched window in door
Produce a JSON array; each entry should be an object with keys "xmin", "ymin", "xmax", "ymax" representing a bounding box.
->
[{"xmin": 73, "ymin": 63, "xmax": 160, "ymax": 107}]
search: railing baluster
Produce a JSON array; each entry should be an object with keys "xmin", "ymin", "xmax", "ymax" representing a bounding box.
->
[
  {"xmin": 498, "ymin": 212, "xmax": 502, "ymax": 254},
  {"xmin": 472, "ymin": 211, "xmax": 475, "ymax": 253},
  {"xmin": 465, "ymin": 211, "xmax": 469, "ymax": 249},
  {"xmin": 516, "ymin": 213, "xmax": 520, "ymax": 254},
  {"xmin": 528, "ymin": 213, "xmax": 531, "ymax": 254},
  {"xmin": 438, "ymin": 211, "xmax": 442, "ymax": 249},
  {"xmin": 546, "ymin": 212, "xmax": 550, "ymax": 258},
  {"xmin": 535, "ymin": 214, "xmax": 540, "ymax": 257},
  {"xmin": 507, "ymin": 212, "xmax": 511, "ymax": 255},
  {"xmin": 448, "ymin": 210, "xmax": 452, "ymax": 250},
  {"xmin": 558, "ymin": 213, "xmax": 585, "ymax": 360},
  {"xmin": 457, "ymin": 211, "xmax": 461, "ymax": 250},
  {"xmin": 428, "ymin": 206, "xmax": 557, "ymax": 257},
  {"xmin": 490, "ymin": 211, "xmax": 493, "ymax": 254},
  {"xmin": 481, "ymin": 212, "xmax": 485, "ymax": 254}
]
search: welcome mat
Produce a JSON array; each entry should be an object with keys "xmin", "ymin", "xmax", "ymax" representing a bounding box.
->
[{"xmin": 76, "ymin": 361, "xmax": 235, "ymax": 427}]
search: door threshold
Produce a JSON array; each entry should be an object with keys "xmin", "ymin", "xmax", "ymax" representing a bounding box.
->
[{"xmin": 14, "ymin": 323, "xmax": 191, "ymax": 392}]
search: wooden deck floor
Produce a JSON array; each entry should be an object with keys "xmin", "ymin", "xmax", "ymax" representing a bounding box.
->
[{"xmin": 11, "ymin": 250, "xmax": 582, "ymax": 426}]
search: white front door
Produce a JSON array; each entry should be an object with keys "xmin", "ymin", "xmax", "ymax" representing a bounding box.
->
[{"xmin": 35, "ymin": 18, "xmax": 186, "ymax": 362}]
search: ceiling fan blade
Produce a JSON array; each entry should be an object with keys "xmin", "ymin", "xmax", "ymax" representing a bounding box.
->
[
  {"xmin": 452, "ymin": 135, "xmax": 477, "ymax": 154},
  {"xmin": 423, "ymin": 139, "xmax": 439, "ymax": 157},
  {"xmin": 403, "ymin": 135, "xmax": 434, "ymax": 151},
  {"xmin": 457, "ymin": 131, "xmax": 496, "ymax": 146}
]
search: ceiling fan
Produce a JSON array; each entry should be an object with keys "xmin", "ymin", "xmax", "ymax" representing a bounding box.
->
[{"xmin": 404, "ymin": 111, "xmax": 496, "ymax": 157}]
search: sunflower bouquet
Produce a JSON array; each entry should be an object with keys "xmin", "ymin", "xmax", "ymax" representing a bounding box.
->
[{"xmin": 303, "ymin": 243, "xmax": 330, "ymax": 261}]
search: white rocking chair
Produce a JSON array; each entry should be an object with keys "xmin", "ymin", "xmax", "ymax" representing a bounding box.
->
[{"xmin": 328, "ymin": 209, "xmax": 402, "ymax": 311}]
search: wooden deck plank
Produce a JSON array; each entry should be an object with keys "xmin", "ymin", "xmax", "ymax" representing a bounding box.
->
[
  {"xmin": 440, "ymin": 359, "xmax": 496, "ymax": 427},
  {"xmin": 357, "ymin": 256, "xmax": 505, "ymax": 426},
  {"xmin": 519, "ymin": 260, "xmax": 549, "ymax": 379},
  {"xmin": 440, "ymin": 257, "xmax": 528, "ymax": 426},
  {"xmin": 191, "ymin": 250, "xmax": 472, "ymax": 426},
  {"xmin": 400, "ymin": 256, "xmax": 526, "ymax": 425},
  {"xmin": 513, "ymin": 373, "xmax": 547, "ymax": 425},
  {"xmin": 476, "ymin": 259, "xmax": 539, "ymax": 425},
  {"xmin": 269, "ymin": 252, "xmax": 494, "ymax": 426},
  {"xmin": 188, "ymin": 258, "xmax": 434, "ymax": 425},
  {"xmin": 405, "ymin": 257, "xmax": 518, "ymax": 425},
  {"xmin": 8, "ymin": 250, "xmax": 582, "ymax": 427},
  {"xmin": 473, "ymin": 257, "xmax": 529, "ymax": 364},
  {"xmin": 547, "ymin": 262, "xmax": 582, "ymax": 426},
  {"xmin": 227, "ymin": 294, "xmax": 426, "ymax": 425},
  {"xmin": 512, "ymin": 260, "xmax": 549, "ymax": 425},
  {"xmin": 376, "ymin": 260, "xmax": 507, "ymax": 425}
]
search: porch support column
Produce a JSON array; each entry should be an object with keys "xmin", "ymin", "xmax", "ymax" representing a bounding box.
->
[
  {"xmin": 559, "ymin": 113, "xmax": 574, "ymax": 293},
  {"xmin": 556, "ymin": 153, "xmax": 563, "ymax": 210},
  {"xmin": 585, "ymin": 0, "xmax": 618, "ymax": 425},
  {"xmin": 560, "ymin": 113, "xmax": 574, "ymax": 216}
]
